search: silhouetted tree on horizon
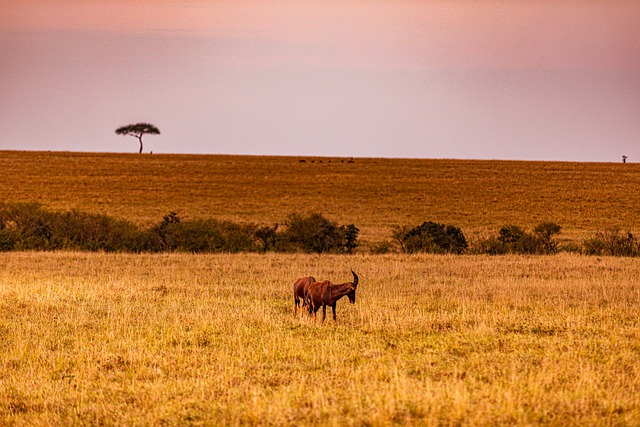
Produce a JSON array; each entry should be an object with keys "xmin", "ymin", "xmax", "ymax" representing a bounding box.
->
[{"xmin": 115, "ymin": 123, "xmax": 160, "ymax": 153}]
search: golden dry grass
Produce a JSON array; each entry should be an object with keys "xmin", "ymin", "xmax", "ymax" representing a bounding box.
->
[
  {"xmin": 1, "ymin": 252, "xmax": 639, "ymax": 425},
  {"xmin": 1, "ymin": 150, "xmax": 639, "ymax": 244}
]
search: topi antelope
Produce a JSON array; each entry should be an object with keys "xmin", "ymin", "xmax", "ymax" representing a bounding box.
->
[
  {"xmin": 293, "ymin": 276, "xmax": 316, "ymax": 315},
  {"xmin": 304, "ymin": 270, "xmax": 359, "ymax": 322}
]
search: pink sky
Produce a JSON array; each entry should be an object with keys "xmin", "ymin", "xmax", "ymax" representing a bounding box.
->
[{"xmin": 2, "ymin": 1, "xmax": 639, "ymax": 160}]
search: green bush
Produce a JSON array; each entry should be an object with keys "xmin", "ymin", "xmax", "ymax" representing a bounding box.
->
[
  {"xmin": 0, "ymin": 203, "xmax": 144, "ymax": 252},
  {"xmin": 341, "ymin": 224, "xmax": 360, "ymax": 254},
  {"xmin": 8, "ymin": 202, "xmax": 639, "ymax": 258},
  {"xmin": 583, "ymin": 229, "xmax": 638, "ymax": 257},
  {"xmin": 499, "ymin": 225, "xmax": 525, "ymax": 246},
  {"xmin": 280, "ymin": 212, "xmax": 359, "ymax": 254},
  {"xmin": 534, "ymin": 222, "xmax": 562, "ymax": 254},
  {"xmin": 0, "ymin": 229, "xmax": 19, "ymax": 251},
  {"xmin": 393, "ymin": 221, "xmax": 468, "ymax": 254},
  {"xmin": 255, "ymin": 224, "xmax": 279, "ymax": 253},
  {"xmin": 0, "ymin": 202, "xmax": 52, "ymax": 250},
  {"xmin": 473, "ymin": 222, "xmax": 562, "ymax": 255},
  {"xmin": 143, "ymin": 213, "xmax": 258, "ymax": 253},
  {"xmin": 52, "ymin": 210, "xmax": 141, "ymax": 252},
  {"xmin": 470, "ymin": 234, "xmax": 505, "ymax": 255},
  {"xmin": 369, "ymin": 240, "xmax": 395, "ymax": 254},
  {"xmin": 0, "ymin": 205, "xmax": 359, "ymax": 254},
  {"xmin": 0, "ymin": 203, "xmax": 141, "ymax": 251}
]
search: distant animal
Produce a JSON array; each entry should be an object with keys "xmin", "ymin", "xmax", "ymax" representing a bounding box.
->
[
  {"xmin": 305, "ymin": 270, "xmax": 359, "ymax": 322},
  {"xmin": 293, "ymin": 276, "xmax": 316, "ymax": 315}
]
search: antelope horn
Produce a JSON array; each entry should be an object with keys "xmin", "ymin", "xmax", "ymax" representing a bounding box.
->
[{"xmin": 351, "ymin": 270, "xmax": 358, "ymax": 287}]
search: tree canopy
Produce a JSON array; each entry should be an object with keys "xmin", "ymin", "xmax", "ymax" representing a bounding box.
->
[{"xmin": 115, "ymin": 123, "xmax": 160, "ymax": 153}]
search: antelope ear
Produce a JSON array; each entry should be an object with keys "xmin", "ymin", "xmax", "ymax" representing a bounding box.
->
[{"xmin": 349, "ymin": 286, "xmax": 355, "ymax": 291}]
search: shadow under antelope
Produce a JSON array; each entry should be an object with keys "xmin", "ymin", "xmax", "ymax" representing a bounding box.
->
[{"xmin": 304, "ymin": 270, "xmax": 359, "ymax": 322}]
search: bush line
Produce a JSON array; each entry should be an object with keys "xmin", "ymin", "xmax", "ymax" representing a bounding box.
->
[
  {"xmin": 0, "ymin": 203, "xmax": 638, "ymax": 256},
  {"xmin": 0, "ymin": 203, "xmax": 357, "ymax": 254}
]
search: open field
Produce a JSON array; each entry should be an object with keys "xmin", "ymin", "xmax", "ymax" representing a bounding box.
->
[
  {"xmin": 1, "ymin": 151, "xmax": 639, "ymax": 424},
  {"xmin": 1, "ymin": 151, "xmax": 640, "ymax": 245},
  {"xmin": 1, "ymin": 252, "xmax": 639, "ymax": 425}
]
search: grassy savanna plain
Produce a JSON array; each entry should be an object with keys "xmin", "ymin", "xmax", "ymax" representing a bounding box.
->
[
  {"xmin": 1, "ymin": 150, "xmax": 640, "ymax": 245},
  {"xmin": 1, "ymin": 151, "xmax": 640, "ymax": 425},
  {"xmin": 0, "ymin": 252, "xmax": 639, "ymax": 425}
]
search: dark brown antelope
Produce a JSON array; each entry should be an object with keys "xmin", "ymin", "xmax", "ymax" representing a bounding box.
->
[
  {"xmin": 293, "ymin": 276, "xmax": 316, "ymax": 315},
  {"xmin": 305, "ymin": 270, "xmax": 359, "ymax": 322}
]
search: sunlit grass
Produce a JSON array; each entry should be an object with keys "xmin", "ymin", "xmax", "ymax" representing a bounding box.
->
[{"xmin": 1, "ymin": 252, "xmax": 639, "ymax": 425}]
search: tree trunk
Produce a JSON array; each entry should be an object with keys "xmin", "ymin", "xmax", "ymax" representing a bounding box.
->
[{"xmin": 138, "ymin": 136, "xmax": 143, "ymax": 154}]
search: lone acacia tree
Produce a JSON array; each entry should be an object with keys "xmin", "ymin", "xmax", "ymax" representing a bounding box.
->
[{"xmin": 115, "ymin": 122, "xmax": 160, "ymax": 153}]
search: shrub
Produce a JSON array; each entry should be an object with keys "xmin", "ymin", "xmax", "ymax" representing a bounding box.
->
[
  {"xmin": 393, "ymin": 221, "xmax": 468, "ymax": 254},
  {"xmin": 583, "ymin": 229, "xmax": 638, "ymax": 257},
  {"xmin": 0, "ymin": 202, "xmax": 52, "ymax": 250},
  {"xmin": 341, "ymin": 224, "xmax": 360, "ymax": 254},
  {"xmin": 52, "ymin": 210, "xmax": 141, "ymax": 252},
  {"xmin": 255, "ymin": 224, "xmax": 279, "ymax": 253},
  {"xmin": 534, "ymin": 222, "xmax": 562, "ymax": 254},
  {"xmin": 369, "ymin": 240, "xmax": 395, "ymax": 254},
  {"xmin": 0, "ymin": 229, "xmax": 19, "ymax": 251},
  {"xmin": 471, "ymin": 234, "xmax": 506, "ymax": 255},
  {"xmin": 499, "ymin": 225, "xmax": 525, "ymax": 246},
  {"xmin": 0, "ymin": 203, "xmax": 141, "ymax": 251},
  {"xmin": 473, "ymin": 222, "xmax": 562, "ymax": 255},
  {"xmin": 143, "ymin": 213, "xmax": 257, "ymax": 253},
  {"xmin": 280, "ymin": 213, "xmax": 358, "ymax": 254}
]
